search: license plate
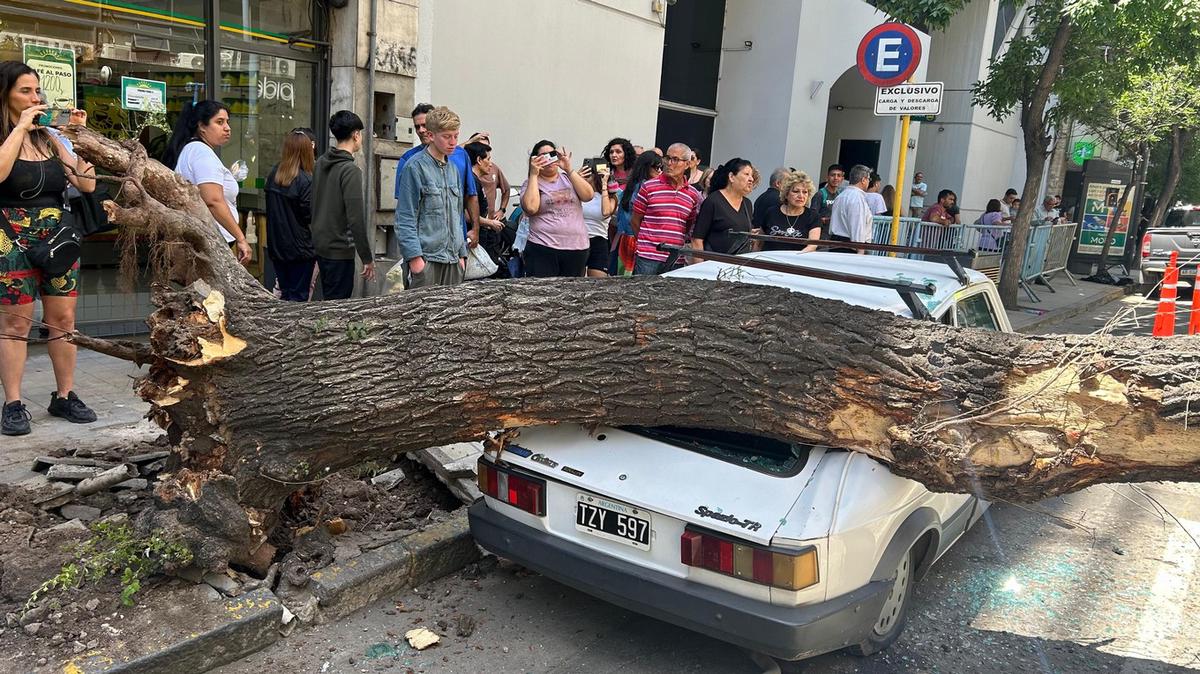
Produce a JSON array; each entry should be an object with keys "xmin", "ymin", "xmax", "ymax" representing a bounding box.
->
[
  {"xmin": 575, "ymin": 493, "xmax": 651, "ymax": 550},
  {"xmin": 1181, "ymin": 268, "xmax": 1197, "ymax": 276}
]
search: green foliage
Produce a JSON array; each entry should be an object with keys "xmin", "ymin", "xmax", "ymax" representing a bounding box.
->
[
  {"xmin": 1148, "ymin": 138, "xmax": 1200, "ymax": 204},
  {"xmin": 868, "ymin": 0, "xmax": 973, "ymax": 30},
  {"xmin": 25, "ymin": 521, "xmax": 192, "ymax": 612},
  {"xmin": 974, "ymin": 0, "xmax": 1200, "ymax": 129}
]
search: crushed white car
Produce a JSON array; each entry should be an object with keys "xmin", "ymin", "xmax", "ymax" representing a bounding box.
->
[{"xmin": 469, "ymin": 249, "xmax": 1007, "ymax": 661}]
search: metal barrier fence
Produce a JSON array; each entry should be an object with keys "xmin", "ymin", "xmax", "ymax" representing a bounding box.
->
[{"xmin": 866, "ymin": 218, "xmax": 1080, "ymax": 302}]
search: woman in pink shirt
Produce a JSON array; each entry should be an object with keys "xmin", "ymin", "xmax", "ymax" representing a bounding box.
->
[{"xmin": 520, "ymin": 140, "xmax": 595, "ymax": 277}]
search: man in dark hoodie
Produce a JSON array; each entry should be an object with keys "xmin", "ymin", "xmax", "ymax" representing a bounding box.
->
[{"xmin": 312, "ymin": 110, "xmax": 374, "ymax": 300}]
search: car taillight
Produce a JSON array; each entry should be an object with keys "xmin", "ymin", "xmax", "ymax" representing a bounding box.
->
[
  {"xmin": 1142, "ymin": 232, "xmax": 1152, "ymax": 259},
  {"xmin": 477, "ymin": 459, "xmax": 546, "ymax": 516},
  {"xmin": 681, "ymin": 529, "xmax": 818, "ymax": 590}
]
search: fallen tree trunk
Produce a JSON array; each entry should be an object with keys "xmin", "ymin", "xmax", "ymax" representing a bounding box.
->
[{"xmin": 64, "ymin": 128, "xmax": 1200, "ymax": 572}]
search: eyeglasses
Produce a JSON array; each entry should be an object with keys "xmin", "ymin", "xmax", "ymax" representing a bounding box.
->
[{"xmin": 664, "ymin": 156, "xmax": 688, "ymax": 164}]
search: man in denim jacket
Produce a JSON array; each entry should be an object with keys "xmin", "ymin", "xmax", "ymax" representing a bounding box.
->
[{"xmin": 394, "ymin": 106, "xmax": 469, "ymax": 287}]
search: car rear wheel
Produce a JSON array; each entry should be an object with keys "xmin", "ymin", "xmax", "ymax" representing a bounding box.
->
[{"xmin": 849, "ymin": 546, "xmax": 915, "ymax": 657}]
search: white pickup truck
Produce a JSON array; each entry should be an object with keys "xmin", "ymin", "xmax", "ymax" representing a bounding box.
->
[{"xmin": 469, "ymin": 249, "xmax": 1009, "ymax": 663}]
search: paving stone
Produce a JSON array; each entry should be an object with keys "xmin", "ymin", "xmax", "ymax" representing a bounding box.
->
[{"xmin": 60, "ymin": 505, "xmax": 102, "ymax": 521}]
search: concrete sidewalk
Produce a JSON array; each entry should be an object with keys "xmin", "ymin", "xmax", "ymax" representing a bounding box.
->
[
  {"xmin": 1005, "ymin": 276, "xmax": 1133, "ymax": 333},
  {"xmin": 0, "ymin": 344, "xmax": 154, "ymax": 487}
]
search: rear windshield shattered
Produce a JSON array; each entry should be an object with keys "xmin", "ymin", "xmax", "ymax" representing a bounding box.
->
[{"xmin": 622, "ymin": 426, "xmax": 810, "ymax": 476}]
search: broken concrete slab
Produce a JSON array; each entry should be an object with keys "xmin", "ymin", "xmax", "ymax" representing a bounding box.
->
[
  {"xmin": 202, "ymin": 571, "xmax": 241, "ymax": 596},
  {"xmin": 113, "ymin": 478, "xmax": 148, "ymax": 490},
  {"xmin": 48, "ymin": 519, "xmax": 88, "ymax": 534},
  {"xmin": 370, "ymin": 467, "xmax": 406, "ymax": 489},
  {"xmin": 31, "ymin": 456, "xmax": 118, "ymax": 472},
  {"xmin": 60, "ymin": 505, "xmax": 102, "ymax": 521},
  {"xmin": 127, "ymin": 450, "xmax": 170, "ymax": 464},
  {"xmin": 45, "ymin": 464, "xmax": 106, "ymax": 481}
]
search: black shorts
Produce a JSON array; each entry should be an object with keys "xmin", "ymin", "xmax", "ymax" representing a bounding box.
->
[{"xmin": 586, "ymin": 236, "xmax": 610, "ymax": 272}]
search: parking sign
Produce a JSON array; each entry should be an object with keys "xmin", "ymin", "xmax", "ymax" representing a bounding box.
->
[{"xmin": 857, "ymin": 23, "xmax": 922, "ymax": 87}]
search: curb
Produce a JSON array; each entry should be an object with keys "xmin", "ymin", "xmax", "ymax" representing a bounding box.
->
[
  {"xmin": 66, "ymin": 588, "xmax": 283, "ymax": 674},
  {"xmin": 307, "ymin": 509, "xmax": 479, "ymax": 623},
  {"xmin": 1014, "ymin": 284, "xmax": 1133, "ymax": 334},
  {"xmin": 58, "ymin": 510, "xmax": 478, "ymax": 673}
]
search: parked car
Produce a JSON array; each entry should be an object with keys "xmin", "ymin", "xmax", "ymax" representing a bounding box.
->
[
  {"xmin": 469, "ymin": 250, "xmax": 1008, "ymax": 662},
  {"xmin": 1142, "ymin": 205, "xmax": 1200, "ymax": 294}
]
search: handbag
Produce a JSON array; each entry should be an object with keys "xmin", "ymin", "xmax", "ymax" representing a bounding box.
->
[
  {"xmin": 464, "ymin": 245, "xmax": 498, "ymax": 280},
  {"xmin": 68, "ymin": 188, "xmax": 114, "ymax": 237},
  {"xmin": 0, "ymin": 208, "xmax": 82, "ymax": 278}
]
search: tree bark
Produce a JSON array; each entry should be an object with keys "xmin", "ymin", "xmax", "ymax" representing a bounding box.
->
[
  {"xmin": 1145, "ymin": 126, "xmax": 1192, "ymax": 231},
  {"xmin": 998, "ymin": 14, "xmax": 1075, "ymax": 308},
  {"xmin": 64, "ymin": 127, "xmax": 1200, "ymax": 573},
  {"xmin": 1095, "ymin": 143, "xmax": 1142, "ymax": 272}
]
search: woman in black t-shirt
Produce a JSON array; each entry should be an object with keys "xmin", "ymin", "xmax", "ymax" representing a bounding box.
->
[
  {"xmin": 692, "ymin": 158, "xmax": 757, "ymax": 256},
  {"xmin": 762, "ymin": 170, "xmax": 821, "ymax": 252}
]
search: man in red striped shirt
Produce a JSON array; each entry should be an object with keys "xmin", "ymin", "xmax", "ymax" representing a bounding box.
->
[{"xmin": 630, "ymin": 143, "xmax": 703, "ymax": 275}]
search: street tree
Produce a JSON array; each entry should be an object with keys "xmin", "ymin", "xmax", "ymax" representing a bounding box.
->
[
  {"xmin": 971, "ymin": 0, "xmax": 1200, "ymax": 307},
  {"xmin": 61, "ymin": 128, "xmax": 1200, "ymax": 574}
]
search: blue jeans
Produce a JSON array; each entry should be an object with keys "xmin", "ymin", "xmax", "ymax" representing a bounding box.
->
[{"xmin": 633, "ymin": 256, "xmax": 665, "ymax": 276}]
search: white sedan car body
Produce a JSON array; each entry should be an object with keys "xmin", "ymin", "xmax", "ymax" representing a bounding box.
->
[{"xmin": 469, "ymin": 251, "xmax": 1008, "ymax": 660}]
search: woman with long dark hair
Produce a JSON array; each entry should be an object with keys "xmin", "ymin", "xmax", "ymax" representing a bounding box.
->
[
  {"xmin": 692, "ymin": 157, "xmax": 757, "ymax": 255},
  {"xmin": 602, "ymin": 137, "xmax": 636, "ymax": 190},
  {"xmin": 164, "ymin": 100, "xmax": 252, "ymax": 263},
  {"xmin": 0, "ymin": 61, "xmax": 98, "ymax": 435},
  {"xmin": 265, "ymin": 128, "xmax": 316, "ymax": 301},
  {"xmin": 609, "ymin": 151, "xmax": 662, "ymax": 276}
]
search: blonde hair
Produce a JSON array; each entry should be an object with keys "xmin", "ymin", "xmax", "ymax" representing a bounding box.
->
[
  {"xmin": 778, "ymin": 170, "xmax": 815, "ymax": 204},
  {"xmin": 424, "ymin": 106, "xmax": 461, "ymax": 134}
]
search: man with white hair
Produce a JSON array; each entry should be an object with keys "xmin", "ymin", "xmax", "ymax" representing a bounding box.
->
[
  {"xmin": 1034, "ymin": 195, "xmax": 1060, "ymax": 223},
  {"xmin": 630, "ymin": 143, "xmax": 703, "ymax": 275}
]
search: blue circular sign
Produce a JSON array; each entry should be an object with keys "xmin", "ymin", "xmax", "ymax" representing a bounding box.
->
[{"xmin": 857, "ymin": 23, "xmax": 922, "ymax": 87}]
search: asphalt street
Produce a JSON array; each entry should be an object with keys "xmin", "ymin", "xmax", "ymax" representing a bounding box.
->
[{"xmin": 219, "ymin": 293, "xmax": 1200, "ymax": 674}]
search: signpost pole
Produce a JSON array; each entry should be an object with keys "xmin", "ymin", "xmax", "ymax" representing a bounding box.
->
[{"xmin": 890, "ymin": 114, "xmax": 911, "ymax": 248}]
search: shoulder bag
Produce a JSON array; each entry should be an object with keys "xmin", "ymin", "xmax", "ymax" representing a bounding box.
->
[{"xmin": 0, "ymin": 207, "xmax": 82, "ymax": 278}]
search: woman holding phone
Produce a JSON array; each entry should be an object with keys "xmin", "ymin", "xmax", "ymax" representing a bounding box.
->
[
  {"xmin": 0, "ymin": 61, "xmax": 98, "ymax": 436},
  {"xmin": 519, "ymin": 140, "xmax": 593, "ymax": 278}
]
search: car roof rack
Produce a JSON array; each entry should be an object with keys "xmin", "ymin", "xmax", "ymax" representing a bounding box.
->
[
  {"xmin": 655, "ymin": 243, "xmax": 937, "ymax": 320},
  {"xmin": 736, "ymin": 234, "xmax": 974, "ymax": 286}
]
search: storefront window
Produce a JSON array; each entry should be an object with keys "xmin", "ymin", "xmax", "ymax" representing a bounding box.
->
[
  {"xmin": 0, "ymin": 10, "xmax": 205, "ymax": 151},
  {"xmin": 220, "ymin": 49, "xmax": 314, "ymax": 209},
  {"xmin": 220, "ymin": 0, "xmax": 315, "ymax": 47}
]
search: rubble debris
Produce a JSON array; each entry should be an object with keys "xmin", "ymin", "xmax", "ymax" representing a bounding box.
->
[
  {"xmin": 370, "ymin": 468, "xmax": 407, "ymax": 490},
  {"xmin": 45, "ymin": 465, "xmax": 105, "ymax": 482},
  {"xmin": 31, "ymin": 456, "xmax": 117, "ymax": 472},
  {"xmin": 75, "ymin": 465, "xmax": 139, "ymax": 497},
  {"xmin": 324, "ymin": 517, "xmax": 348, "ymax": 536},
  {"xmin": 113, "ymin": 479, "xmax": 148, "ymax": 491},
  {"xmin": 201, "ymin": 571, "xmax": 240, "ymax": 596},
  {"xmin": 405, "ymin": 627, "xmax": 440, "ymax": 650},
  {"xmin": 47, "ymin": 519, "xmax": 88, "ymax": 534},
  {"xmin": 126, "ymin": 451, "xmax": 169, "ymax": 464},
  {"xmin": 59, "ymin": 505, "xmax": 102, "ymax": 522}
]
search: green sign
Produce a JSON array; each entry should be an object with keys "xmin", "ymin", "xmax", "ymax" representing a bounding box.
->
[
  {"xmin": 121, "ymin": 76, "xmax": 167, "ymax": 112},
  {"xmin": 911, "ymin": 115, "xmax": 937, "ymax": 123},
  {"xmin": 22, "ymin": 44, "xmax": 76, "ymax": 125},
  {"xmin": 1072, "ymin": 140, "xmax": 1096, "ymax": 164}
]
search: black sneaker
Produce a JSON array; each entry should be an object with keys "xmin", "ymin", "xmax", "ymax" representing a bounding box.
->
[
  {"xmin": 47, "ymin": 391, "xmax": 97, "ymax": 424},
  {"xmin": 2, "ymin": 400, "xmax": 31, "ymax": 436}
]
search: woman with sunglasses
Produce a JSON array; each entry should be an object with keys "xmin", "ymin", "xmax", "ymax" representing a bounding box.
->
[
  {"xmin": 265, "ymin": 128, "xmax": 316, "ymax": 301},
  {"xmin": 608, "ymin": 151, "xmax": 663, "ymax": 276}
]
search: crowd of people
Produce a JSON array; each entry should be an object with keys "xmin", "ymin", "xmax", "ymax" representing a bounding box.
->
[{"xmin": 0, "ymin": 57, "xmax": 1078, "ymax": 436}]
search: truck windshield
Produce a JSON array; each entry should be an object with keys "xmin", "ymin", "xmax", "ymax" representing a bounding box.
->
[
  {"xmin": 1163, "ymin": 210, "xmax": 1200, "ymax": 228},
  {"xmin": 622, "ymin": 426, "xmax": 810, "ymax": 476}
]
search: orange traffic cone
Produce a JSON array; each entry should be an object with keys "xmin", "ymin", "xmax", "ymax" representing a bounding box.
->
[
  {"xmin": 1189, "ymin": 291, "xmax": 1200, "ymax": 336},
  {"xmin": 1152, "ymin": 251, "xmax": 1179, "ymax": 338}
]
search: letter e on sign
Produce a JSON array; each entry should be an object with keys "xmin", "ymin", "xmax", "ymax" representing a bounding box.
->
[{"xmin": 857, "ymin": 23, "xmax": 922, "ymax": 87}]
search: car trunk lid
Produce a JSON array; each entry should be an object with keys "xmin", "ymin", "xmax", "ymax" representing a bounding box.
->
[{"xmin": 497, "ymin": 424, "xmax": 823, "ymax": 546}]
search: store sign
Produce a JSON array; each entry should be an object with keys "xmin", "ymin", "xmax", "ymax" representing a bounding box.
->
[
  {"xmin": 1072, "ymin": 140, "xmax": 1096, "ymax": 165},
  {"xmin": 1077, "ymin": 180, "xmax": 1131, "ymax": 256},
  {"xmin": 121, "ymin": 77, "xmax": 167, "ymax": 112},
  {"xmin": 23, "ymin": 44, "xmax": 76, "ymax": 124},
  {"xmin": 874, "ymin": 82, "xmax": 943, "ymax": 116},
  {"xmin": 258, "ymin": 76, "xmax": 294, "ymax": 107}
]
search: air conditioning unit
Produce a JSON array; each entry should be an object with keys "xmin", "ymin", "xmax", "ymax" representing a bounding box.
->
[
  {"xmin": 173, "ymin": 53, "xmax": 205, "ymax": 70},
  {"xmin": 99, "ymin": 44, "xmax": 132, "ymax": 61}
]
